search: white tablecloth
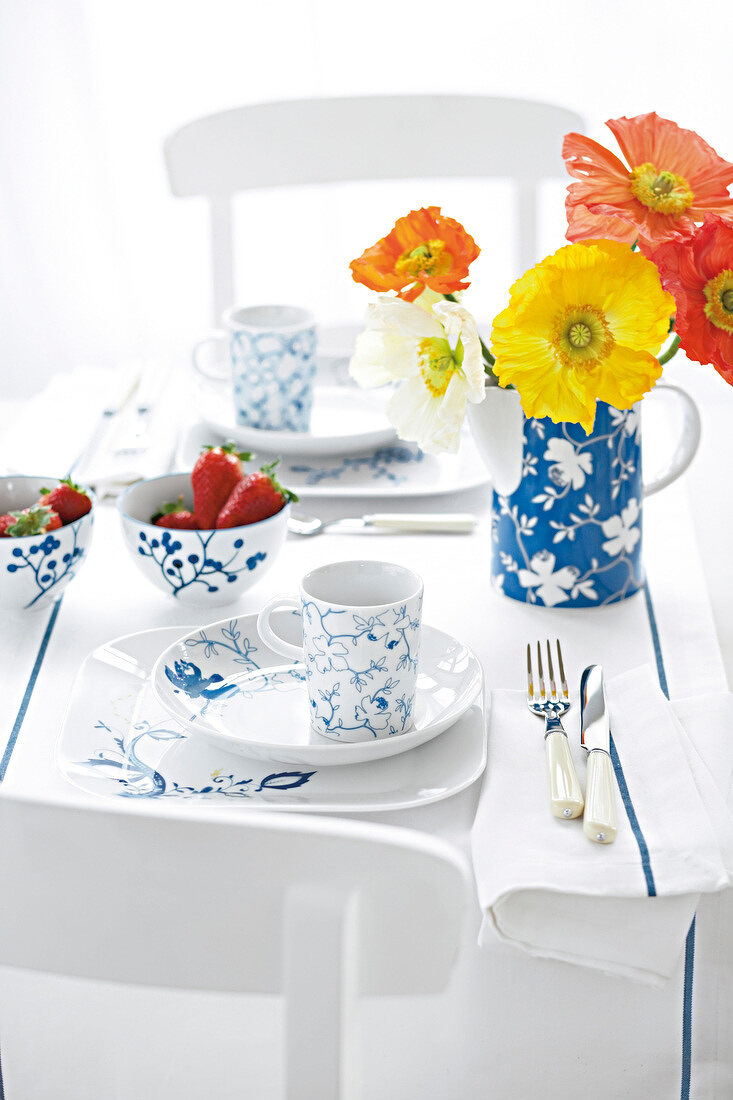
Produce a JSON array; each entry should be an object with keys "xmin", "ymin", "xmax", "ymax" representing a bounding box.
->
[{"xmin": 0, "ymin": 361, "xmax": 731, "ymax": 1099}]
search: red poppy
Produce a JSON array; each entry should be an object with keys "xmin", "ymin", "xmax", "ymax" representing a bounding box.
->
[{"xmin": 651, "ymin": 214, "xmax": 733, "ymax": 384}]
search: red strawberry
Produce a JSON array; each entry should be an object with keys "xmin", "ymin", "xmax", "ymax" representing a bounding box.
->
[
  {"xmin": 39, "ymin": 478, "xmax": 92, "ymax": 524},
  {"xmin": 191, "ymin": 442, "xmax": 252, "ymax": 530},
  {"xmin": 0, "ymin": 514, "xmax": 16, "ymax": 537},
  {"xmin": 216, "ymin": 461, "xmax": 297, "ymax": 528},
  {"xmin": 2, "ymin": 505, "xmax": 62, "ymax": 536},
  {"xmin": 152, "ymin": 497, "xmax": 198, "ymax": 530}
]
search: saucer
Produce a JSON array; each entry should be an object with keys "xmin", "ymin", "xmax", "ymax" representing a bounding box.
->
[
  {"xmin": 152, "ymin": 614, "xmax": 483, "ymax": 766},
  {"xmin": 176, "ymin": 419, "xmax": 491, "ymax": 500},
  {"xmin": 57, "ymin": 626, "xmax": 487, "ymax": 813},
  {"xmin": 197, "ymin": 382, "xmax": 397, "ymax": 457}
]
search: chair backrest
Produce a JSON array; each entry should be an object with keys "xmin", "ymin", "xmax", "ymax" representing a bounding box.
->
[
  {"xmin": 163, "ymin": 94, "xmax": 584, "ymax": 319},
  {"xmin": 0, "ymin": 792, "xmax": 470, "ymax": 1096},
  {"xmin": 0, "ymin": 792, "xmax": 469, "ymax": 995}
]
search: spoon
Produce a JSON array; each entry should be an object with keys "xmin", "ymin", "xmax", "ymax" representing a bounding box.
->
[{"xmin": 287, "ymin": 511, "xmax": 477, "ymax": 536}]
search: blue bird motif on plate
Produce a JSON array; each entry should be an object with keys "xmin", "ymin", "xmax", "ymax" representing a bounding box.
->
[{"xmin": 164, "ymin": 659, "xmax": 236, "ymax": 701}]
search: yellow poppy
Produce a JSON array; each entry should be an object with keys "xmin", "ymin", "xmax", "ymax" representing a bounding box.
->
[{"xmin": 490, "ymin": 239, "xmax": 674, "ymax": 432}]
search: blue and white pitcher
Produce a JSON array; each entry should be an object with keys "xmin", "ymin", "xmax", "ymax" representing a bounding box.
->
[{"xmin": 468, "ymin": 385, "xmax": 700, "ymax": 608}]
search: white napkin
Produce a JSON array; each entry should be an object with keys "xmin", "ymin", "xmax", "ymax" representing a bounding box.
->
[
  {"xmin": 471, "ymin": 665, "xmax": 733, "ymax": 984},
  {"xmin": 0, "ymin": 364, "xmax": 140, "ymax": 479},
  {"xmin": 0, "ymin": 362, "xmax": 183, "ymax": 497},
  {"xmin": 73, "ymin": 362, "xmax": 183, "ymax": 497}
]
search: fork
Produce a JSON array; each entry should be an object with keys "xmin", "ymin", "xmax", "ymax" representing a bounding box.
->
[{"xmin": 526, "ymin": 640, "xmax": 585, "ymax": 820}]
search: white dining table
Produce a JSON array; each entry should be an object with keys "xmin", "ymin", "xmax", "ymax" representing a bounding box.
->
[{"xmin": 0, "ymin": 357, "xmax": 731, "ymax": 1099}]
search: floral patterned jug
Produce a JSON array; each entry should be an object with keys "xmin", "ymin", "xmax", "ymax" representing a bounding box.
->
[{"xmin": 468, "ymin": 386, "xmax": 701, "ymax": 608}]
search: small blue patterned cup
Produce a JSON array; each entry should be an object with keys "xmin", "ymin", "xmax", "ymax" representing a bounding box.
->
[
  {"xmin": 193, "ymin": 304, "xmax": 317, "ymax": 432},
  {"xmin": 258, "ymin": 560, "xmax": 423, "ymax": 742}
]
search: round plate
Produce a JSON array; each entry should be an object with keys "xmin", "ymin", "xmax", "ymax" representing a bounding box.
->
[
  {"xmin": 151, "ymin": 613, "xmax": 483, "ymax": 766},
  {"xmin": 197, "ymin": 382, "xmax": 397, "ymax": 457},
  {"xmin": 57, "ymin": 623, "xmax": 487, "ymax": 813}
]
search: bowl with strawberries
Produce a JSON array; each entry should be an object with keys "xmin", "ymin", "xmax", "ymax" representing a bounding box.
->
[
  {"xmin": 0, "ymin": 475, "xmax": 95, "ymax": 611},
  {"xmin": 117, "ymin": 444, "xmax": 294, "ymax": 605}
]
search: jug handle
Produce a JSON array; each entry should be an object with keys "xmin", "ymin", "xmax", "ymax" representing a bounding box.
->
[{"xmin": 643, "ymin": 382, "xmax": 701, "ymax": 497}]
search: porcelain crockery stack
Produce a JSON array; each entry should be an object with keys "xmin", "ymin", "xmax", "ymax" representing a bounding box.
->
[
  {"xmin": 117, "ymin": 472, "xmax": 289, "ymax": 606},
  {"xmin": 149, "ymin": 605, "xmax": 483, "ymax": 764},
  {"xmin": 258, "ymin": 560, "xmax": 424, "ymax": 743},
  {"xmin": 0, "ymin": 475, "xmax": 95, "ymax": 611}
]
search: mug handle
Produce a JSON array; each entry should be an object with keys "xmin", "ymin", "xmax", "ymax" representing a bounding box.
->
[
  {"xmin": 192, "ymin": 329, "xmax": 230, "ymax": 381},
  {"xmin": 257, "ymin": 597, "xmax": 303, "ymax": 660},
  {"xmin": 643, "ymin": 382, "xmax": 701, "ymax": 497}
]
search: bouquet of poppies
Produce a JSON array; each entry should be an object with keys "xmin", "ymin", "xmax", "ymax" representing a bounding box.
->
[{"xmin": 348, "ymin": 112, "xmax": 733, "ymax": 453}]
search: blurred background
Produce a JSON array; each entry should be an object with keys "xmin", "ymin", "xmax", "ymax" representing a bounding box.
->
[{"xmin": 1, "ymin": 0, "xmax": 728, "ymax": 397}]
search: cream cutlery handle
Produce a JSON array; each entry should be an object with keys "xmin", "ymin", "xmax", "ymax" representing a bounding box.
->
[
  {"xmin": 365, "ymin": 513, "xmax": 477, "ymax": 533},
  {"xmin": 545, "ymin": 732, "xmax": 584, "ymax": 819},
  {"xmin": 583, "ymin": 749, "xmax": 617, "ymax": 844}
]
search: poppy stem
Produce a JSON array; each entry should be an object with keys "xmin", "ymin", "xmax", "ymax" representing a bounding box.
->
[
  {"xmin": 443, "ymin": 293, "xmax": 496, "ymax": 371},
  {"xmin": 658, "ymin": 334, "xmax": 681, "ymax": 366}
]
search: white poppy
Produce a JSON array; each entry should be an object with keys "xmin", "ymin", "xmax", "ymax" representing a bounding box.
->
[
  {"xmin": 601, "ymin": 498, "xmax": 641, "ymax": 556},
  {"xmin": 349, "ymin": 296, "xmax": 486, "ymax": 454}
]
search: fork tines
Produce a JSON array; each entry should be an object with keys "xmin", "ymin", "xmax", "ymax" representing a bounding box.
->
[{"xmin": 526, "ymin": 639, "xmax": 568, "ymax": 703}]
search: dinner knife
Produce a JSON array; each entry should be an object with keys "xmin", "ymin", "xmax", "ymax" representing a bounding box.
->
[{"xmin": 580, "ymin": 664, "xmax": 618, "ymax": 844}]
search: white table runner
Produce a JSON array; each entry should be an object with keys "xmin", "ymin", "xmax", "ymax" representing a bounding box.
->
[{"xmin": 0, "ymin": 392, "xmax": 731, "ymax": 1097}]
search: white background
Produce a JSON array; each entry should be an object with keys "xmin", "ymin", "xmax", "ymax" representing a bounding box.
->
[{"xmin": 1, "ymin": 0, "xmax": 731, "ymax": 396}]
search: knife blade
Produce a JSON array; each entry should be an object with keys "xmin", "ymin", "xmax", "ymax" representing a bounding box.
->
[{"xmin": 580, "ymin": 664, "xmax": 617, "ymax": 844}]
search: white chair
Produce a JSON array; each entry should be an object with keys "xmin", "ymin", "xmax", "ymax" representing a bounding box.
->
[
  {"xmin": 163, "ymin": 94, "xmax": 584, "ymax": 322},
  {"xmin": 0, "ymin": 791, "xmax": 470, "ymax": 1099}
]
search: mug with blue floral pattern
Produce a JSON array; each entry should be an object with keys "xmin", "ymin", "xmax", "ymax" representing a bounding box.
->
[
  {"xmin": 257, "ymin": 560, "xmax": 423, "ymax": 742},
  {"xmin": 193, "ymin": 304, "xmax": 317, "ymax": 432}
]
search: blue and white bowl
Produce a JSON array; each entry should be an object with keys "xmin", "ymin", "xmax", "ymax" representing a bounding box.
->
[
  {"xmin": 117, "ymin": 472, "xmax": 289, "ymax": 606},
  {"xmin": 0, "ymin": 475, "xmax": 94, "ymax": 611}
]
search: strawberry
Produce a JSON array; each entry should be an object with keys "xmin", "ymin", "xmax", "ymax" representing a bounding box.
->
[
  {"xmin": 216, "ymin": 461, "xmax": 297, "ymax": 528},
  {"xmin": 2, "ymin": 505, "xmax": 62, "ymax": 537},
  {"xmin": 152, "ymin": 497, "xmax": 198, "ymax": 530},
  {"xmin": 39, "ymin": 477, "xmax": 92, "ymax": 524},
  {"xmin": 0, "ymin": 514, "xmax": 16, "ymax": 537},
  {"xmin": 191, "ymin": 442, "xmax": 252, "ymax": 530}
]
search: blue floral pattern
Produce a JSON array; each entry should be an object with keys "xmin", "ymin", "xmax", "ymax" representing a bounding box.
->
[
  {"xmin": 78, "ymin": 716, "xmax": 315, "ymax": 800},
  {"xmin": 301, "ymin": 597, "xmax": 421, "ymax": 739},
  {"xmin": 136, "ymin": 528, "xmax": 266, "ymax": 597},
  {"xmin": 492, "ymin": 402, "xmax": 644, "ymax": 607},
  {"xmin": 289, "ymin": 444, "xmax": 423, "ymax": 486},
  {"xmin": 231, "ymin": 327, "xmax": 317, "ymax": 431},
  {"xmin": 6, "ymin": 522, "xmax": 88, "ymax": 609}
]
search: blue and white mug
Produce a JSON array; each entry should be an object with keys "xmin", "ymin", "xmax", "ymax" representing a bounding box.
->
[
  {"xmin": 193, "ymin": 304, "xmax": 317, "ymax": 432},
  {"xmin": 257, "ymin": 560, "xmax": 423, "ymax": 742}
]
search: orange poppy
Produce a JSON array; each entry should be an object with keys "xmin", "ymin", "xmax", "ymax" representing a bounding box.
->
[
  {"xmin": 563, "ymin": 113, "xmax": 733, "ymax": 249},
  {"xmin": 651, "ymin": 214, "xmax": 733, "ymax": 385},
  {"xmin": 349, "ymin": 206, "xmax": 480, "ymax": 302}
]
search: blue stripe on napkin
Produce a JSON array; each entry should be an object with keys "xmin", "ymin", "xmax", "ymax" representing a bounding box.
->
[
  {"xmin": 608, "ymin": 734, "xmax": 656, "ymax": 897},
  {"xmin": 642, "ymin": 580, "xmax": 695, "ymax": 1100}
]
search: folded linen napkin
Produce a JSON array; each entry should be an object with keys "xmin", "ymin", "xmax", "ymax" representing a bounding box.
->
[
  {"xmin": 0, "ymin": 364, "xmax": 141, "ymax": 481},
  {"xmin": 471, "ymin": 665, "xmax": 733, "ymax": 984},
  {"xmin": 0, "ymin": 362, "xmax": 183, "ymax": 497}
]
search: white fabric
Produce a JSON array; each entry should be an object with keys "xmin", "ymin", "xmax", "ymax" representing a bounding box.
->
[
  {"xmin": 1, "ymin": 368, "xmax": 733, "ymax": 1098},
  {"xmin": 472, "ymin": 668, "xmax": 733, "ymax": 983},
  {"xmin": 0, "ymin": 363, "xmax": 182, "ymax": 496},
  {"xmin": 0, "ymin": 364, "xmax": 140, "ymax": 479}
]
